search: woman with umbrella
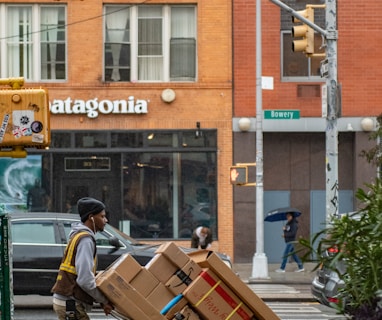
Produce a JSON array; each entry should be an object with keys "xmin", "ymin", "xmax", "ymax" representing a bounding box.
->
[{"xmin": 275, "ymin": 211, "xmax": 304, "ymax": 273}]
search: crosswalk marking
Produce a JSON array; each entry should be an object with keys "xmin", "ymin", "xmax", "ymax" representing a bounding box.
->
[
  {"xmin": 86, "ymin": 302, "xmax": 346, "ymax": 320},
  {"xmin": 249, "ymin": 284, "xmax": 300, "ymax": 294},
  {"xmin": 267, "ymin": 302, "xmax": 346, "ymax": 320}
]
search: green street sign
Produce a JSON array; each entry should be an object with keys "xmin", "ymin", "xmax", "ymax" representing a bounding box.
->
[{"xmin": 264, "ymin": 110, "xmax": 300, "ymax": 120}]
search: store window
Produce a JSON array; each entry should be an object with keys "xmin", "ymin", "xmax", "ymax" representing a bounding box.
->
[
  {"xmin": 0, "ymin": 4, "xmax": 66, "ymax": 81},
  {"xmin": 104, "ymin": 5, "xmax": 196, "ymax": 82},
  {"xmin": 45, "ymin": 130, "xmax": 217, "ymax": 240},
  {"xmin": 122, "ymin": 151, "xmax": 216, "ymax": 239}
]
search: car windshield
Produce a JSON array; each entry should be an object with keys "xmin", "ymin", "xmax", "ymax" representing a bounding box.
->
[
  {"xmin": 61, "ymin": 221, "xmax": 136, "ymax": 245},
  {"xmin": 106, "ymin": 224, "xmax": 140, "ymax": 245}
]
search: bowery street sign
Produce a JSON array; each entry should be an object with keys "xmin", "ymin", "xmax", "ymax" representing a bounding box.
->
[{"xmin": 264, "ymin": 110, "xmax": 300, "ymax": 119}]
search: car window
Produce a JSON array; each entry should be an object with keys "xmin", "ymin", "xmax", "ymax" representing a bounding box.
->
[
  {"xmin": 12, "ymin": 221, "xmax": 56, "ymax": 244},
  {"xmin": 62, "ymin": 222, "xmax": 120, "ymax": 247},
  {"xmin": 63, "ymin": 222, "xmax": 72, "ymax": 241},
  {"xmin": 95, "ymin": 231, "xmax": 115, "ymax": 246}
]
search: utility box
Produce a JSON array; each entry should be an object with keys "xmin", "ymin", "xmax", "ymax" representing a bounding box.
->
[{"xmin": 0, "ymin": 88, "xmax": 50, "ymax": 149}]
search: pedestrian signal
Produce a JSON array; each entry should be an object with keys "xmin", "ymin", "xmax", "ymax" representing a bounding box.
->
[{"xmin": 230, "ymin": 166, "xmax": 248, "ymax": 185}]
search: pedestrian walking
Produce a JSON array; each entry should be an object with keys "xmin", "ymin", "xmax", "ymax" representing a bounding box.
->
[
  {"xmin": 275, "ymin": 212, "xmax": 304, "ymax": 273},
  {"xmin": 51, "ymin": 197, "xmax": 113, "ymax": 319}
]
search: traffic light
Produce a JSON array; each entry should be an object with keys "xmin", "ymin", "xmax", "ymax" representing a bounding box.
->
[
  {"xmin": 0, "ymin": 87, "xmax": 50, "ymax": 149},
  {"xmin": 292, "ymin": 6, "xmax": 314, "ymax": 56},
  {"xmin": 230, "ymin": 166, "xmax": 247, "ymax": 185}
]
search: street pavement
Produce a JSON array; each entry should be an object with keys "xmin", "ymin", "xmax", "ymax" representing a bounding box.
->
[
  {"xmin": 14, "ymin": 262, "xmax": 318, "ymax": 309},
  {"xmin": 234, "ymin": 262, "xmax": 317, "ymax": 301}
]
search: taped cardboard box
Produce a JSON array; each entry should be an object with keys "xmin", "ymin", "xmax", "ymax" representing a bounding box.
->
[
  {"xmin": 183, "ymin": 268, "xmax": 255, "ymax": 320},
  {"xmin": 172, "ymin": 305, "xmax": 201, "ymax": 320},
  {"xmin": 165, "ymin": 259, "xmax": 202, "ymax": 295},
  {"xmin": 163, "ymin": 297, "xmax": 188, "ymax": 319},
  {"xmin": 96, "ymin": 270, "xmax": 166, "ymax": 320},
  {"xmin": 187, "ymin": 251, "xmax": 280, "ymax": 320},
  {"xmin": 147, "ymin": 282, "xmax": 176, "ymax": 311}
]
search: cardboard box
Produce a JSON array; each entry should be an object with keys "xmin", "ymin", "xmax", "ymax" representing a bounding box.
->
[
  {"xmin": 155, "ymin": 242, "xmax": 190, "ymax": 268},
  {"xmin": 103, "ymin": 253, "xmax": 142, "ymax": 282},
  {"xmin": 183, "ymin": 269, "xmax": 254, "ymax": 320},
  {"xmin": 146, "ymin": 253, "xmax": 179, "ymax": 283},
  {"xmin": 96, "ymin": 270, "xmax": 166, "ymax": 320},
  {"xmin": 147, "ymin": 282, "xmax": 176, "ymax": 311},
  {"xmin": 130, "ymin": 267, "xmax": 160, "ymax": 297},
  {"xmin": 163, "ymin": 297, "xmax": 188, "ymax": 319},
  {"xmin": 165, "ymin": 259, "xmax": 202, "ymax": 295},
  {"xmin": 187, "ymin": 251, "xmax": 280, "ymax": 320},
  {"xmin": 172, "ymin": 305, "xmax": 201, "ymax": 320}
]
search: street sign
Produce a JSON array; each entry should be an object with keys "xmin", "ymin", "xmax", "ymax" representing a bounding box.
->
[
  {"xmin": 264, "ymin": 110, "xmax": 300, "ymax": 120},
  {"xmin": 320, "ymin": 59, "xmax": 329, "ymax": 78}
]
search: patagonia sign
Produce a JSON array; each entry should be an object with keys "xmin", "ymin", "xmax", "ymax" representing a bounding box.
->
[{"xmin": 50, "ymin": 97, "xmax": 148, "ymax": 119}]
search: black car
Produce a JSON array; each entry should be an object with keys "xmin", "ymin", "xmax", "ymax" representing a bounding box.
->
[{"xmin": 10, "ymin": 212, "xmax": 232, "ymax": 295}]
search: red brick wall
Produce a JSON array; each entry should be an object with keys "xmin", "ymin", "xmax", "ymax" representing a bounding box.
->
[
  {"xmin": 234, "ymin": 0, "xmax": 382, "ymax": 118},
  {"xmin": 3, "ymin": 0, "xmax": 234, "ymax": 258}
]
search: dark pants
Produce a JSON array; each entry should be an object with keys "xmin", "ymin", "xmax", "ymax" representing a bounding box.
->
[{"xmin": 53, "ymin": 302, "xmax": 90, "ymax": 320}]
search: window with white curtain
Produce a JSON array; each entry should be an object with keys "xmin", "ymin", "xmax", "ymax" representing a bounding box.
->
[
  {"xmin": 104, "ymin": 5, "xmax": 196, "ymax": 82},
  {"xmin": 0, "ymin": 4, "xmax": 66, "ymax": 81},
  {"xmin": 40, "ymin": 6, "xmax": 66, "ymax": 80}
]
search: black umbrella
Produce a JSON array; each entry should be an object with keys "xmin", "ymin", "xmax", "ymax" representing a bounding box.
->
[{"xmin": 264, "ymin": 207, "xmax": 302, "ymax": 222}]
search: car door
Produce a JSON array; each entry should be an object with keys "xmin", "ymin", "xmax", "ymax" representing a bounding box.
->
[{"xmin": 11, "ymin": 218, "xmax": 65, "ymax": 295}]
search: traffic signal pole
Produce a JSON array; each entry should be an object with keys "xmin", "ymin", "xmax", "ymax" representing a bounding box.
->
[
  {"xmin": 324, "ymin": 0, "xmax": 339, "ymax": 221},
  {"xmin": 250, "ymin": 0, "xmax": 268, "ymax": 280},
  {"xmin": 268, "ymin": 0, "xmax": 339, "ymax": 223}
]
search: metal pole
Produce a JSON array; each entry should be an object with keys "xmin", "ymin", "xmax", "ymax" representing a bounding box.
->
[
  {"xmin": 250, "ymin": 0, "xmax": 269, "ymax": 280},
  {"xmin": 325, "ymin": 0, "xmax": 339, "ymax": 222},
  {"xmin": 0, "ymin": 215, "xmax": 13, "ymax": 320}
]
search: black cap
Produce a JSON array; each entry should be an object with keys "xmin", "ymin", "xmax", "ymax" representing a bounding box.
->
[{"xmin": 77, "ymin": 197, "xmax": 105, "ymax": 222}]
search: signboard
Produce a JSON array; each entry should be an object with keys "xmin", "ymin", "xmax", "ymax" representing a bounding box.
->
[
  {"xmin": 264, "ymin": 110, "xmax": 300, "ymax": 120},
  {"xmin": 320, "ymin": 59, "xmax": 329, "ymax": 78},
  {"xmin": 65, "ymin": 157, "xmax": 111, "ymax": 171}
]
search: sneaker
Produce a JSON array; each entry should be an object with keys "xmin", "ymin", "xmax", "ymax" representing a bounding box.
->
[
  {"xmin": 295, "ymin": 268, "xmax": 305, "ymax": 272},
  {"xmin": 275, "ymin": 269, "xmax": 285, "ymax": 273}
]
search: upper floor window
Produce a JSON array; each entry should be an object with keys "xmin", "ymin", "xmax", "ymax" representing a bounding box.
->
[
  {"xmin": 0, "ymin": 4, "xmax": 66, "ymax": 81},
  {"xmin": 281, "ymin": 31, "xmax": 324, "ymax": 82},
  {"xmin": 104, "ymin": 5, "xmax": 196, "ymax": 82},
  {"xmin": 280, "ymin": 0, "xmax": 325, "ymax": 82}
]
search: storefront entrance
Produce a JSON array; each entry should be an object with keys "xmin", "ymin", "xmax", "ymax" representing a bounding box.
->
[{"xmin": 52, "ymin": 154, "xmax": 122, "ymax": 227}]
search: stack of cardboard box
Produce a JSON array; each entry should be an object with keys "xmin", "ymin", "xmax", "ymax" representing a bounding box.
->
[{"xmin": 96, "ymin": 242, "xmax": 280, "ymax": 320}]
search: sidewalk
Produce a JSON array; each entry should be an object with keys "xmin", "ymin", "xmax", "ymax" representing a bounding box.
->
[{"xmin": 233, "ymin": 262, "xmax": 317, "ymax": 284}]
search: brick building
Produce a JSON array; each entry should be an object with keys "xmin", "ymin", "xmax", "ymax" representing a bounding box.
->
[
  {"xmin": 0, "ymin": 0, "xmax": 235, "ymax": 258},
  {"xmin": 1, "ymin": 0, "xmax": 380, "ymax": 265},
  {"xmin": 233, "ymin": 0, "xmax": 380, "ymax": 262}
]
